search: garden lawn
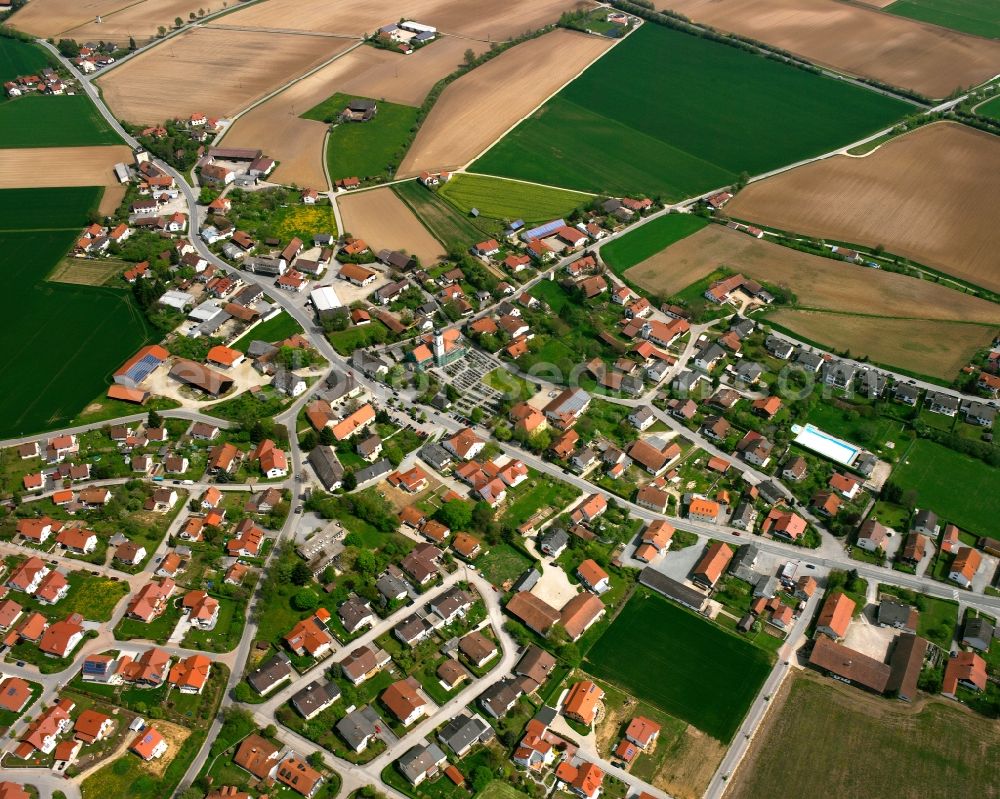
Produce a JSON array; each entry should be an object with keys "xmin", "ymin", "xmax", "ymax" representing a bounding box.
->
[
  {"xmin": 438, "ymin": 173, "xmax": 593, "ymax": 224},
  {"xmin": 302, "ymin": 93, "xmax": 419, "ymax": 180},
  {"xmin": 976, "ymin": 95, "xmax": 1000, "ymax": 121},
  {"xmin": 584, "ymin": 591, "xmax": 772, "ymax": 742},
  {"xmin": 392, "ymin": 179, "xmax": 492, "ymax": 253},
  {"xmin": 182, "ymin": 596, "xmax": 246, "ymax": 653},
  {"xmin": 885, "ymin": 0, "xmax": 1000, "ymax": 38},
  {"xmin": 891, "ymin": 439, "xmax": 1000, "ymax": 536},
  {"xmin": 0, "ymin": 95, "xmax": 121, "ymax": 147},
  {"xmin": 0, "ymin": 37, "xmax": 54, "ymax": 83},
  {"xmin": 57, "ymin": 574, "xmax": 129, "ymax": 622},
  {"xmin": 472, "ymin": 23, "xmax": 912, "ymax": 198},
  {"xmin": 501, "ymin": 473, "xmax": 581, "ymax": 529},
  {"xmin": 477, "ymin": 543, "xmax": 534, "ymax": 589},
  {"xmin": 601, "ymin": 214, "xmax": 708, "ymax": 277},
  {"xmin": 474, "ymin": 782, "xmax": 532, "ymax": 799},
  {"xmin": 232, "ymin": 311, "xmax": 304, "ymax": 350},
  {"xmin": 113, "ymin": 599, "xmax": 183, "ymax": 644}
]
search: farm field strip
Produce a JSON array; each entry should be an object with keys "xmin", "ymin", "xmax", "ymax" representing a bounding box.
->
[
  {"xmin": 584, "ymin": 591, "xmax": 772, "ymax": 742},
  {"xmin": 96, "ymin": 28, "xmax": 351, "ymax": 124},
  {"xmin": 662, "ymin": 0, "xmax": 1000, "ymax": 99},
  {"xmin": 0, "ymin": 146, "xmax": 133, "ymax": 214},
  {"xmin": 725, "ymin": 122, "xmax": 1000, "ymax": 293},
  {"xmin": 62, "ymin": 0, "xmax": 231, "ymax": 44},
  {"xmin": 472, "ymin": 22, "xmax": 912, "ymax": 198},
  {"xmin": 600, "ymin": 213, "xmax": 708, "ymax": 276},
  {"xmin": 765, "ymin": 309, "xmax": 995, "ymax": 381},
  {"xmin": 0, "ymin": 36, "xmax": 53, "ymax": 83},
  {"xmin": 0, "ymin": 95, "xmax": 122, "ymax": 148},
  {"xmin": 337, "ymin": 186, "xmax": 447, "ymax": 264},
  {"xmin": 883, "ymin": 0, "xmax": 1000, "ymax": 38},
  {"xmin": 437, "ymin": 173, "xmax": 593, "ymax": 225},
  {"xmin": 398, "ymin": 28, "xmax": 615, "ymax": 178},
  {"xmin": 391, "ymin": 180, "xmax": 493, "ymax": 255},
  {"xmin": 622, "ymin": 224, "xmax": 1000, "ymax": 325}
]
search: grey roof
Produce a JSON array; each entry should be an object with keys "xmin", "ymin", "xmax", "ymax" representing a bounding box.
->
[
  {"xmin": 540, "ymin": 527, "xmax": 569, "ymax": 553},
  {"xmin": 794, "ymin": 350, "xmax": 824, "ymax": 370},
  {"xmin": 639, "ymin": 568, "xmax": 706, "ymax": 611},
  {"xmin": 547, "ymin": 387, "xmax": 590, "ymax": 417},
  {"xmin": 757, "ymin": 481, "xmax": 785, "ymax": 504},
  {"xmin": 764, "ymin": 335, "xmax": 793, "ymax": 358},
  {"xmin": 323, "ymin": 370, "xmax": 359, "ymax": 402},
  {"xmin": 857, "ymin": 369, "xmax": 887, "ymax": 396},
  {"xmin": 893, "ymin": 382, "xmax": 921, "ymax": 400},
  {"xmin": 877, "ymin": 600, "xmax": 916, "ymax": 629},
  {"xmin": 822, "ymin": 359, "xmax": 858, "ymax": 383},
  {"xmin": 753, "ymin": 575, "xmax": 779, "ymax": 599},
  {"xmin": 438, "ymin": 714, "xmax": 491, "ymax": 755},
  {"xmin": 291, "ymin": 680, "xmax": 341, "ymax": 717},
  {"xmin": 730, "ymin": 316, "xmax": 755, "ymax": 338},
  {"xmin": 355, "ymin": 458, "xmax": 392, "ymax": 485},
  {"xmin": 336, "ymin": 705, "xmax": 380, "ymax": 750},
  {"xmin": 730, "ymin": 500, "xmax": 757, "ymax": 530},
  {"xmin": 247, "ymin": 653, "xmax": 291, "ymax": 694},
  {"xmin": 398, "ymin": 743, "xmax": 447, "ymax": 783},
  {"xmin": 308, "ymin": 446, "xmax": 344, "ymax": 490},
  {"xmin": 512, "ymin": 568, "xmax": 541, "ymax": 592},
  {"xmin": 913, "ymin": 508, "xmax": 938, "ymax": 530},
  {"xmin": 479, "ymin": 679, "xmax": 522, "ymax": 718},
  {"xmin": 419, "ymin": 442, "xmax": 452, "ymax": 470},
  {"xmin": 696, "ymin": 343, "xmax": 726, "ymax": 364},
  {"xmin": 963, "ymin": 400, "xmax": 997, "ymax": 423},
  {"xmin": 339, "ymin": 595, "xmax": 374, "ymax": 632},
  {"xmin": 734, "ymin": 360, "xmax": 763, "ymax": 381},
  {"xmin": 377, "ymin": 568, "xmax": 409, "ymax": 600},
  {"xmin": 394, "ymin": 613, "xmax": 432, "ymax": 643},
  {"xmin": 962, "ymin": 616, "xmax": 994, "ymax": 649},
  {"xmin": 232, "ymin": 285, "xmax": 264, "ymax": 307},
  {"xmin": 926, "ymin": 391, "xmax": 960, "ymax": 411},
  {"xmin": 272, "ymin": 367, "xmax": 305, "ymax": 394},
  {"xmin": 356, "ymin": 434, "xmax": 382, "ymax": 457},
  {"xmin": 730, "ymin": 543, "xmax": 759, "ymax": 572}
]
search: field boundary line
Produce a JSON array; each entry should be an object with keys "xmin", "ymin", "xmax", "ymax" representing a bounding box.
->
[{"xmin": 450, "ymin": 171, "xmax": 597, "ymax": 198}]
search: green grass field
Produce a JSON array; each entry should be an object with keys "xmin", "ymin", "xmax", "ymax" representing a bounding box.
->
[
  {"xmin": 0, "ymin": 94, "xmax": 121, "ymax": 147},
  {"xmin": 302, "ymin": 93, "xmax": 419, "ymax": 180},
  {"xmin": 0, "ymin": 36, "xmax": 53, "ymax": 83},
  {"xmin": 437, "ymin": 173, "xmax": 593, "ymax": 224},
  {"xmin": 600, "ymin": 214, "xmax": 708, "ymax": 276},
  {"xmin": 974, "ymin": 94, "xmax": 1000, "ymax": 120},
  {"xmin": 472, "ymin": 24, "xmax": 912, "ymax": 199},
  {"xmin": 231, "ymin": 311, "xmax": 303, "ymax": 351},
  {"xmin": 892, "ymin": 439, "xmax": 1000, "ymax": 535},
  {"xmin": 474, "ymin": 783, "xmax": 531, "ymax": 799},
  {"xmin": 392, "ymin": 179, "xmax": 492, "ymax": 253},
  {"xmin": 584, "ymin": 591, "xmax": 772, "ymax": 742},
  {"xmin": 886, "ymin": 0, "xmax": 1000, "ymax": 38},
  {"xmin": 0, "ymin": 187, "xmax": 155, "ymax": 438}
]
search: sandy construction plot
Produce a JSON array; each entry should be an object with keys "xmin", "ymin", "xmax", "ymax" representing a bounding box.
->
[
  {"xmin": 63, "ymin": 0, "xmax": 230, "ymax": 45},
  {"xmin": 221, "ymin": 38, "xmax": 484, "ymax": 188},
  {"xmin": 663, "ymin": 0, "xmax": 1000, "ymax": 98},
  {"xmin": 725, "ymin": 123, "xmax": 1000, "ymax": 293},
  {"xmin": 97, "ymin": 28, "xmax": 349, "ymax": 124},
  {"xmin": 338, "ymin": 187, "xmax": 445, "ymax": 264},
  {"xmin": 624, "ymin": 224, "xmax": 1000, "ymax": 324},
  {"xmin": 398, "ymin": 29, "xmax": 614, "ymax": 177},
  {"xmin": 220, "ymin": 0, "xmax": 590, "ymax": 40},
  {"xmin": 0, "ymin": 145, "xmax": 133, "ymax": 214}
]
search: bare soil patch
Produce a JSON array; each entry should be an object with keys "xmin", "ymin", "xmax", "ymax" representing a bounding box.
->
[
  {"xmin": 653, "ymin": 726, "xmax": 725, "ymax": 799},
  {"xmin": 0, "ymin": 145, "xmax": 132, "ymax": 213},
  {"xmin": 766, "ymin": 309, "xmax": 994, "ymax": 379},
  {"xmin": 663, "ymin": 0, "xmax": 1000, "ymax": 98},
  {"xmin": 142, "ymin": 719, "xmax": 190, "ymax": 778},
  {"xmin": 8, "ymin": 0, "xmax": 134, "ymax": 38},
  {"xmin": 64, "ymin": 0, "xmax": 229, "ymax": 45},
  {"xmin": 221, "ymin": 38, "xmax": 484, "ymax": 188},
  {"xmin": 726, "ymin": 123, "xmax": 1000, "ymax": 293},
  {"xmin": 624, "ymin": 223, "xmax": 1000, "ymax": 324},
  {"xmin": 399, "ymin": 28, "xmax": 614, "ymax": 177},
  {"xmin": 96, "ymin": 28, "xmax": 348, "ymax": 124},
  {"xmin": 219, "ymin": 0, "xmax": 591, "ymax": 41},
  {"xmin": 337, "ymin": 187, "xmax": 446, "ymax": 263}
]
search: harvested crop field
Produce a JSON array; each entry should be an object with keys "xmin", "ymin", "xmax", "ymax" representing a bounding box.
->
[
  {"xmin": 337, "ymin": 187, "xmax": 445, "ymax": 264},
  {"xmin": 7, "ymin": 0, "xmax": 136, "ymax": 38},
  {"xmin": 727, "ymin": 670, "xmax": 1000, "ymax": 799},
  {"xmin": 218, "ymin": 0, "xmax": 591, "ymax": 41},
  {"xmin": 96, "ymin": 29, "xmax": 349, "ymax": 124},
  {"xmin": 0, "ymin": 146, "xmax": 133, "ymax": 214},
  {"xmin": 663, "ymin": 0, "xmax": 1000, "ymax": 99},
  {"xmin": 399, "ymin": 29, "xmax": 614, "ymax": 177},
  {"xmin": 62, "ymin": 0, "xmax": 228, "ymax": 45},
  {"xmin": 725, "ymin": 123, "xmax": 1000, "ymax": 293},
  {"xmin": 624, "ymin": 224, "xmax": 1000, "ymax": 324},
  {"xmin": 885, "ymin": 0, "xmax": 1000, "ymax": 39},
  {"xmin": 765, "ymin": 309, "xmax": 994, "ymax": 380}
]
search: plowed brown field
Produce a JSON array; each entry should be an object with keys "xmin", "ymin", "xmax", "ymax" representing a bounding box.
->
[
  {"xmin": 220, "ymin": 0, "xmax": 591, "ymax": 40},
  {"xmin": 398, "ymin": 29, "xmax": 614, "ymax": 177},
  {"xmin": 663, "ymin": 0, "xmax": 1000, "ymax": 98},
  {"xmin": 623, "ymin": 223, "xmax": 1000, "ymax": 323},
  {"xmin": 221, "ymin": 38, "xmax": 485, "ymax": 188},
  {"xmin": 337, "ymin": 187, "xmax": 446, "ymax": 264},
  {"xmin": 0, "ymin": 145, "xmax": 133, "ymax": 214},
  {"xmin": 725, "ymin": 123, "xmax": 1000, "ymax": 293},
  {"xmin": 96, "ymin": 29, "xmax": 349, "ymax": 124}
]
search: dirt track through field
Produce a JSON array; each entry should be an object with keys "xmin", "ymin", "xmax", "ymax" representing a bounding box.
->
[
  {"xmin": 221, "ymin": 38, "xmax": 485, "ymax": 188},
  {"xmin": 624, "ymin": 223, "xmax": 1000, "ymax": 323},
  {"xmin": 218, "ymin": 0, "xmax": 591, "ymax": 40},
  {"xmin": 725, "ymin": 123, "xmax": 1000, "ymax": 293},
  {"xmin": 663, "ymin": 0, "xmax": 1000, "ymax": 98},
  {"xmin": 765, "ymin": 309, "xmax": 994, "ymax": 379},
  {"xmin": 0, "ymin": 145, "xmax": 133, "ymax": 214},
  {"xmin": 8, "ymin": 0, "xmax": 134, "ymax": 37},
  {"xmin": 398, "ymin": 28, "xmax": 614, "ymax": 177},
  {"xmin": 337, "ymin": 187, "xmax": 446, "ymax": 264},
  {"xmin": 67, "ymin": 0, "xmax": 228, "ymax": 44},
  {"xmin": 96, "ymin": 28, "xmax": 350, "ymax": 124}
]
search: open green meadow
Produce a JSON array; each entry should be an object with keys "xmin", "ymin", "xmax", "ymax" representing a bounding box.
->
[
  {"xmin": 438, "ymin": 173, "xmax": 593, "ymax": 224},
  {"xmin": 392, "ymin": 179, "xmax": 492, "ymax": 253},
  {"xmin": 974, "ymin": 94, "xmax": 1000, "ymax": 121},
  {"xmin": 891, "ymin": 438, "xmax": 1000, "ymax": 535},
  {"xmin": 472, "ymin": 23, "xmax": 912, "ymax": 199},
  {"xmin": 0, "ymin": 36, "xmax": 53, "ymax": 83},
  {"xmin": 601, "ymin": 214, "xmax": 708, "ymax": 276},
  {"xmin": 885, "ymin": 0, "xmax": 1000, "ymax": 38},
  {"xmin": 584, "ymin": 591, "xmax": 772, "ymax": 742},
  {"xmin": 0, "ymin": 187, "xmax": 155, "ymax": 438},
  {"xmin": 303, "ymin": 93, "xmax": 419, "ymax": 180},
  {"xmin": 0, "ymin": 94, "xmax": 121, "ymax": 147},
  {"xmin": 232, "ymin": 311, "xmax": 303, "ymax": 351}
]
